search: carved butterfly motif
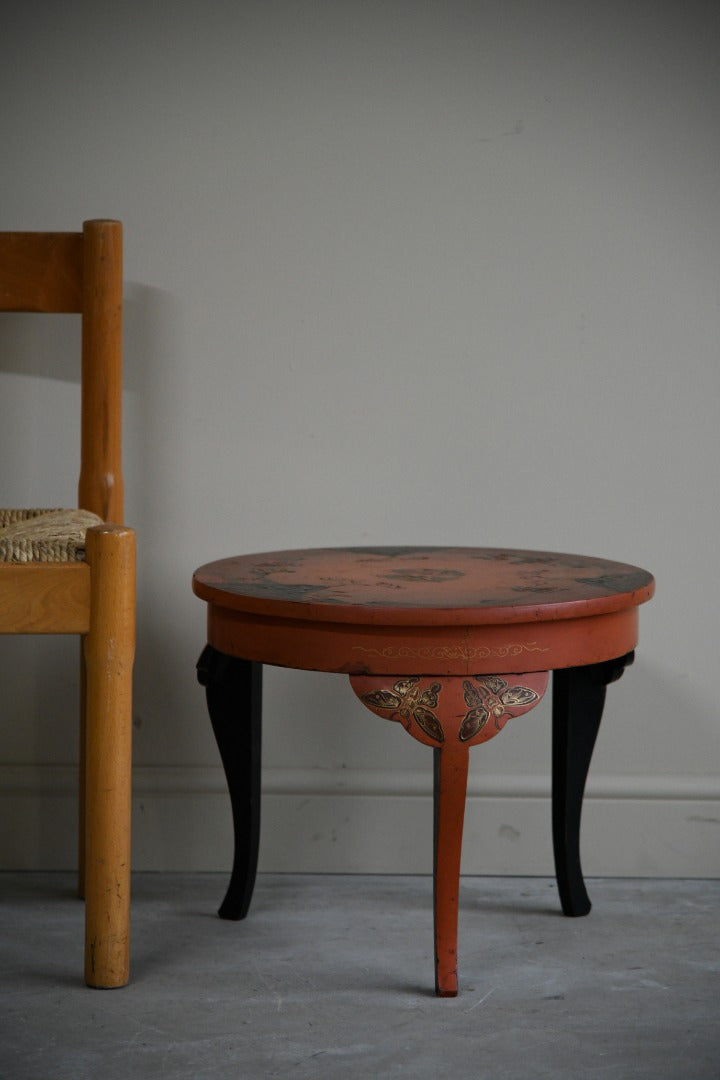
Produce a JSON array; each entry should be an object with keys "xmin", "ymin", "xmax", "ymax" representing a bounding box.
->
[
  {"xmin": 460, "ymin": 676, "xmax": 538, "ymax": 742},
  {"xmin": 362, "ymin": 677, "xmax": 444, "ymax": 742}
]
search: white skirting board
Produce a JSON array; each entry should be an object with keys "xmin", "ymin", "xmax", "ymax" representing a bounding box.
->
[{"xmin": 1, "ymin": 765, "xmax": 719, "ymax": 877}]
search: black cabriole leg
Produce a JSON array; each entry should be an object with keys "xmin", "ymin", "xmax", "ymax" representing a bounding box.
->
[
  {"xmin": 196, "ymin": 646, "xmax": 263, "ymax": 920},
  {"xmin": 552, "ymin": 652, "xmax": 634, "ymax": 917}
]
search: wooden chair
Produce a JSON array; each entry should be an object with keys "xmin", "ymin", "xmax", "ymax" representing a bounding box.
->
[{"xmin": 0, "ymin": 220, "xmax": 135, "ymax": 988}]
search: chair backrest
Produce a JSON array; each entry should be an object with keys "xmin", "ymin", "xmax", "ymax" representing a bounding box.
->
[{"xmin": 0, "ymin": 219, "xmax": 123, "ymax": 523}]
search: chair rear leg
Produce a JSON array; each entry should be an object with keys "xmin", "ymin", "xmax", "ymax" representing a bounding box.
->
[
  {"xmin": 83, "ymin": 525, "xmax": 136, "ymax": 988},
  {"xmin": 78, "ymin": 644, "xmax": 87, "ymax": 900}
]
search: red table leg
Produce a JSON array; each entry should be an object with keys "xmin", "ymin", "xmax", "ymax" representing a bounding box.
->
[
  {"xmin": 433, "ymin": 743, "xmax": 469, "ymax": 995},
  {"xmin": 350, "ymin": 671, "xmax": 549, "ymax": 996}
]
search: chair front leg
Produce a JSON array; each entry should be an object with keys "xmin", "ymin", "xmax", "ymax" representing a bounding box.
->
[{"xmin": 83, "ymin": 525, "xmax": 136, "ymax": 988}]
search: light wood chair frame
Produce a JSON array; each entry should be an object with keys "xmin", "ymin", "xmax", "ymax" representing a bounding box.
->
[{"xmin": 0, "ymin": 220, "xmax": 135, "ymax": 988}]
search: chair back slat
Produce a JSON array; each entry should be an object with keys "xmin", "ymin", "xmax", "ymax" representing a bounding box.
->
[
  {"xmin": 0, "ymin": 219, "xmax": 124, "ymax": 523},
  {"xmin": 0, "ymin": 232, "xmax": 83, "ymax": 312}
]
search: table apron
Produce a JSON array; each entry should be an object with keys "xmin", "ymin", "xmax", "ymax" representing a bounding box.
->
[{"xmin": 205, "ymin": 605, "xmax": 639, "ymax": 675}]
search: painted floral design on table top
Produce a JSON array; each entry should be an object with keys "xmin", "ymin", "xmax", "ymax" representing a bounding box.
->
[{"xmin": 195, "ymin": 547, "xmax": 654, "ymax": 614}]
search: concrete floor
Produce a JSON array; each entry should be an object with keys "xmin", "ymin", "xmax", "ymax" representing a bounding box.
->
[{"xmin": 1, "ymin": 874, "xmax": 718, "ymax": 1079}]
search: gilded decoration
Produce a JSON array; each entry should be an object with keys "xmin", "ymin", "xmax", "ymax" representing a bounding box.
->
[
  {"xmin": 361, "ymin": 676, "xmax": 444, "ymax": 743},
  {"xmin": 352, "ymin": 643, "xmax": 549, "ymax": 661},
  {"xmin": 459, "ymin": 676, "xmax": 539, "ymax": 742}
]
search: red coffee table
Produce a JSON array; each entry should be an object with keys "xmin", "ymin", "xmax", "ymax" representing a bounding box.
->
[{"xmin": 193, "ymin": 546, "xmax": 654, "ymax": 996}]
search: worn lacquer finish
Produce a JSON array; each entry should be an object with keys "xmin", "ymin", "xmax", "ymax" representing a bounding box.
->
[
  {"xmin": 194, "ymin": 547, "xmax": 653, "ymax": 677},
  {"xmin": 193, "ymin": 546, "xmax": 654, "ymax": 996},
  {"xmin": 194, "ymin": 546, "xmax": 654, "ymax": 624}
]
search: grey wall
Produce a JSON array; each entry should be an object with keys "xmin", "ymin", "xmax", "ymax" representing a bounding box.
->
[{"xmin": 2, "ymin": 0, "xmax": 719, "ymax": 876}]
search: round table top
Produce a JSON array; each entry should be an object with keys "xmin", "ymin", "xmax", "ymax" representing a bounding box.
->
[{"xmin": 193, "ymin": 546, "xmax": 654, "ymax": 627}]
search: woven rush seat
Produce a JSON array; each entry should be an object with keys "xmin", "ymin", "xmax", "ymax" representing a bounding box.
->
[{"xmin": 0, "ymin": 508, "xmax": 104, "ymax": 563}]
